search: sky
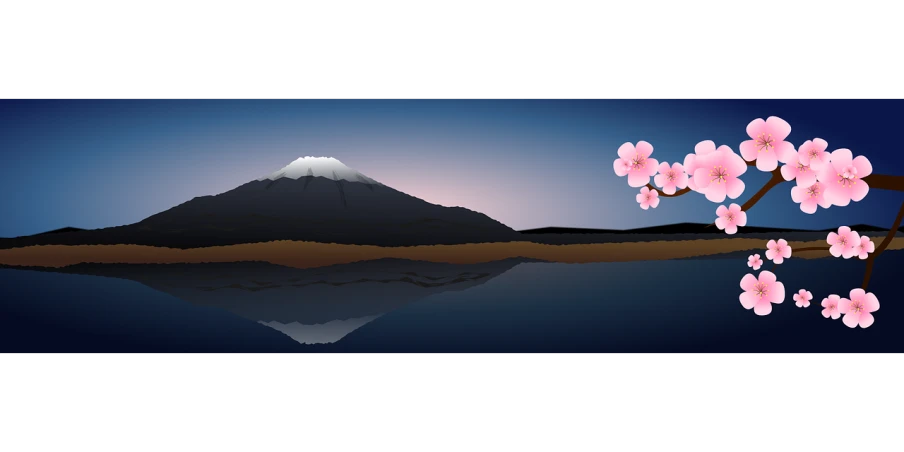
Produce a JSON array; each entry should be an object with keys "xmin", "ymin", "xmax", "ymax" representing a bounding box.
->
[{"xmin": 1, "ymin": 99, "xmax": 903, "ymax": 237}]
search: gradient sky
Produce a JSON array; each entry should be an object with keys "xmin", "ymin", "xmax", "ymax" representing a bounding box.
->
[{"xmin": 2, "ymin": 99, "xmax": 903, "ymax": 237}]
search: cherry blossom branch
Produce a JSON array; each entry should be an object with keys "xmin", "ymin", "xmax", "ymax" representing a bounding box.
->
[
  {"xmin": 862, "ymin": 199, "xmax": 904, "ymax": 290},
  {"xmin": 863, "ymin": 174, "xmax": 904, "ymax": 192},
  {"xmin": 705, "ymin": 166, "xmax": 784, "ymax": 228},
  {"xmin": 643, "ymin": 184, "xmax": 691, "ymax": 198}
]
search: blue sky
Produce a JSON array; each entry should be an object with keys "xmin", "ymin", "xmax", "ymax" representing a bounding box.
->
[{"xmin": 1, "ymin": 99, "xmax": 902, "ymax": 237}]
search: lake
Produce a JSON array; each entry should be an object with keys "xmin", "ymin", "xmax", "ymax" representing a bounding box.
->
[{"xmin": 1, "ymin": 252, "xmax": 900, "ymax": 352}]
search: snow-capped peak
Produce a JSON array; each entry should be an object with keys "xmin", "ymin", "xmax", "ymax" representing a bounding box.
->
[{"xmin": 259, "ymin": 156, "xmax": 380, "ymax": 184}]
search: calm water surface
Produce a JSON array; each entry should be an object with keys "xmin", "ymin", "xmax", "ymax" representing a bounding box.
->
[{"xmin": 1, "ymin": 252, "xmax": 901, "ymax": 352}]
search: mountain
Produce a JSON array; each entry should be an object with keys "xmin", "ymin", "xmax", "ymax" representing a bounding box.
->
[{"xmin": 1, "ymin": 157, "xmax": 518, "ymax": 248}]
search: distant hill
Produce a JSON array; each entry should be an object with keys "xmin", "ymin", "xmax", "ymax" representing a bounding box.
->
[
  {"xmin": 27, "ymin": 227, "xmax": 87, "ymax": 236},
  {"xmin": 520, "ymin": 222, "xmax": 904, "ymax": 235}
]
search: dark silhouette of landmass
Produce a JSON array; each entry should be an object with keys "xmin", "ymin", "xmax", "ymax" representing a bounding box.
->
[
  {"xmin": 0, "ymin": 176, "xmax": 517, "ymax": 249},
  {"xmin": 519, "ymin": 223, "xmax": 903, "ymax": 235}
]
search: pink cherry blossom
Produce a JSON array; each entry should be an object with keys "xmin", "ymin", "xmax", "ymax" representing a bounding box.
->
[
  {"xmin": 653, "ymin": 162, "xmax": 688, "ymax": 195},
  {"xmin": 739, "ymin": 271, "xmax": 785, "ymax": 316},
  {"xmin": 685, "ymin": 140, "xmax": 719, "ymax": 192},
  {"xmin": 747, "ymin": 254, "xmax": 763, "ymax": 270},
  {"xmin": 856, "ymin": 236, "xmax": 875, "ymax": 260},
  {"xmin": 636, "ymin": 186, "xmax": 660, "ymax": 210},
  {"xmin": 765, "ymin": 239, "xmax": 792, "ymax": 264},
  {"xmin": 692, "ymin": 145, "xmax": 748, "ymax": 203},
  {"xmin": 816, "ymin": 149, "xmax": 872, "ymax": 207},
  {"xmin": 780, "ymin": 149, "xmax": 817, "ymax": 187},
  {"xmin": 613, "ymin": 158, "xmax": 631, "ymax": 177},
  {"xmin": 821, "ymin": 295, "xmax": 842, "ymax": 319},
  {"xmin": 798, "ymin": 138, "xmax": 830, "ymax": 171},
  {"xmin": 739, "ymin": 116, "xmax": 796, "ymax": 172},
  {"xmin": 715, "ymin": 203, "xmax": 747, "ymax": 235},
  {"xmin": 827, "ymin": 226, "xmax": 861, "ymax": 259},
  {"xmin": 615, "ymin": 141, "xmax": 659, "ymax": 187},
  {"xmin": 839, "ymin": 289, "xmax": 879, "ymax": 328},
  {"xmin": 790, "ymin": 181, "xmax": 831, "ymax": 214},
  {"xmin": 793, "ymin": 289, "xmax": 812, "ymax": 308}
]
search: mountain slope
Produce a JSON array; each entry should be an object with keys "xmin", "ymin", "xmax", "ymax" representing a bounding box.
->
[{"xmin": 1, "ymin": 157, "xmax": 518, "ymax": 248}]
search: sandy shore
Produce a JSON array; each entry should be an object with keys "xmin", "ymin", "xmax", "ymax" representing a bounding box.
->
[{"xmin": 2, "ymin": 237, "xmax": 901, "ymax": 269}]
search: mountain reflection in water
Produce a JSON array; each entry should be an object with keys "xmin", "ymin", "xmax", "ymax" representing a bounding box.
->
[{"xmin": 46, "ymin": 258, "xmax": 533, "ymax": 345}]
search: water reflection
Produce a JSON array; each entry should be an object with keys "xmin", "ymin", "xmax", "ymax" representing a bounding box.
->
[
  {"xmin": 48, "ymin": 258, "xmax": 532, "ymax": 345},
  {"xmin": 3, "ymin": 251, "xmax": 902, "ymax": 352}
]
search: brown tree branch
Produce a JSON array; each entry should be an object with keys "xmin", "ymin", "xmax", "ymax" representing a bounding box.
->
[
  {"xmin": 863, "ymin": 174, "xmax": 904, "ymax": 191},
  {"xmin": 704, "ymin": 166, "xmax": 784, "ymax": 228},
  {"xmin": 862, "ymin": 199, "xmax": 904, "ymax": 290},
  {"xmin": 644, "ymin": 184, "xmax": 691, "ymax": 198}
]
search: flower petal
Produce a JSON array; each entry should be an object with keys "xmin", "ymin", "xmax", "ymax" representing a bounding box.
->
[
  {"xmin": 863, "ymin": 292, "xmax": 880, "ymax": 312},
  {"xmin": 755, "ymin": 151, "xmax": 778, "ymax": 172},
  {"xmin": 781, "ymin": 164, "xmax": 796, "ymax": 181},
  {"xmin": 774, "ymin": 141, "xmax": 796, "ymax": 164},
  {"xmin": 851, "ymin": 180, "xmax": 869, "ymax": 202},
  {"xmin": 831, "ymin": 149, "xmax": 853, "ymax": 168},
  {"xmin": 853, "ymin": 155, "xmax": 872, "ymax": 177},
  {"xmin": 746, "ymin": 118, "xmax": 766, "ymax": 139},
  {"xmin": 842, "ymin": 312, "xmax": 860, "ymax": 328},
  {"xmin": 790, "ymin": 185, "xmax": 805, "ymax": 203},
  {"xmin": 704, "ymin": 182, "xmax": 727, "ymax": 203},
  {"xmin": 753, "ymin": 300, "xmax": 773, "ymax": 316},
  {"xmin": 635, "ymin": 141, "xmax": 653, "ymax": 158},
  {"xmin": 725, "ymin": 177, "xmax": 745, "ymax": 199},
  {"xmin": 645, "ymin": 158, "xmax": 659, "ymax": 176},
  {"xmin": 614, "ymin": 159, "xmax": 629, "ymax": 176},
  {"xmin": 695, "ymin": 140, "xmax": 716, "ymax": 155},
  {"xmin": 798, "ymin": 140, "xmax": 814, "ymax": 166},
  {"xmin": 694, "ymin": 168, "xmax": 712, "ymax": 190},
  {"xmin": 617, "ymin": 142, "xmax": 635, "ymax": 160},
  {"xmin": 715, "ymin": 216, "xmax": 727, "ymax": 230},
  {"xmin": 739, "ymin": 140, "xmax": 758, "ymax": 162},
  {"xmin": 740, "ymin": 291, "xmax": 758, "ymax": 310},
  {"xmin": 740, "ymin": 273, "xmax": 758, "ymax": 291},
  {"xmin": 765, "ymin": 116, "xmax": 792, "ymax": 141},
  {"xmin": 627, "ymin": 171, "xmax": 650, "ymax": 188},
  {"xmin": 735, "ymin": 210, "xmax": 747, "ymax": 227},
  {"xmin": 653, "ymin": 173, "xmax": 665, "ymax": 188}
]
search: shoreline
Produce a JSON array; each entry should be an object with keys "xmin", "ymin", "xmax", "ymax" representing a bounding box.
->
[{"xmin": 3, "ymin": 238, "xmax": 901, "ymax": 270}]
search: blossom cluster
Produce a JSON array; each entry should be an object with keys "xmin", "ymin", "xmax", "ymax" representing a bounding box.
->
[
  {"xmin": 613, "ymin": 116, "xmax": 874, "ymax": 229},
  {"xmin": 740, "ymin": 236, "xmax": 879, "ymax": 328}
]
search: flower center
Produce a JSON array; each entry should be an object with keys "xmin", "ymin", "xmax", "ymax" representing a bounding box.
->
[
  {"xmin": 837, "ymin": 165, "xmax": 859, "ymax": 188},
  {"xmin": 838, "ymin": 237, "xmax": 847, "ymax": 247},
  {"xmin": 710, "ymin": 165, "xmax": 729, "ymax": 184},
  {"xmin": 806, "ymin": 184, "xmax": 821, "ymax": 198},
  {"xmin": 630, "ymin": 153, "xmax": 647, "ymax": 171},
  {"xmin": 808, "ymin": 149, "xmax": 819, "ymax": 159},
  {"xmin": 797, "ymin": 162, "xmax": 809, "ymax": 172},
  {"xmin": 828, "ymin": 302, "xmax": 836, "ymax": 310},
  {"xmin": 851, "ymin": 301, "xmax": 864, "ymax": 313},
  {"xmin": 726, "ymin": 213, "xmax": 734, "ymax": 223},
  {"xmin": 666, "ymin": 171, "xmax": 675, "ymax": 182},
  {"xmin": 756, "ymin": 133, "xmax": 774, "ymax": 152},
  {"xmin": 753, "ymin": 282, "xmax": 768, "ymax": 298}
]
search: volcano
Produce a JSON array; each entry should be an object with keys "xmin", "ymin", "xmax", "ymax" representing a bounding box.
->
[{"xmin": 2, "ymin": 157, "xmax": 517, "ymax": 248}]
